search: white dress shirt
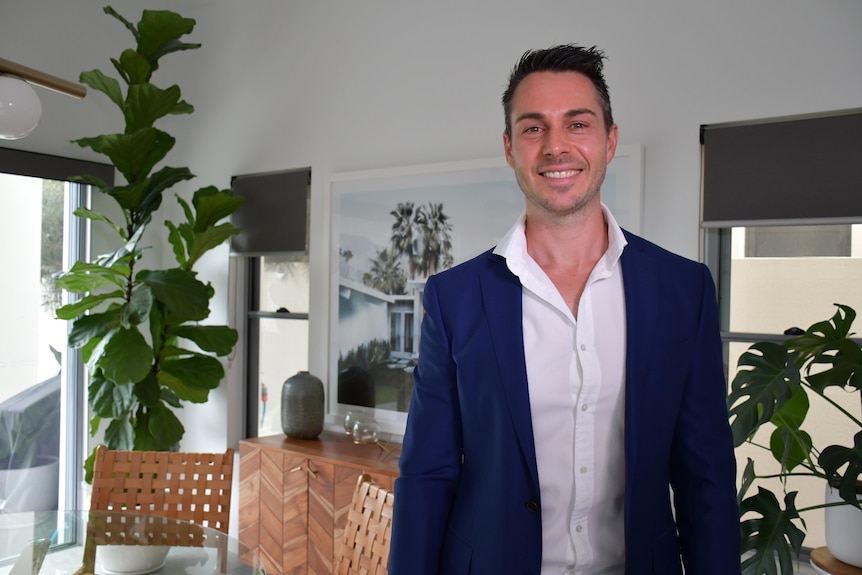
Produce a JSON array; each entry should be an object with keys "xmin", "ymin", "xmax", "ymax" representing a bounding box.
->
[{"xmin": 493, "ymin": 205, "xmax": 627, "ymax": 575}]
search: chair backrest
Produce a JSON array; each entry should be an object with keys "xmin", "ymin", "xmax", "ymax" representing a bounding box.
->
[
  {"xmin": 336, "ymin": 473, "xmax": 394, "ymax": 575},
  {"xmin": 89, "ymin": 445, "xmax": 234, "ymax": 534}
]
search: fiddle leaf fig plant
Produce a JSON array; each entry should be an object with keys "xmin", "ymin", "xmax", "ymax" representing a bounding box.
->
[
  {"xmin": 54, "ymin": 6, "xmax": 243, "ymax": 482},
  {"xmin": 728, "ymin": 303, "xmax": 862, "ymax": 575}
]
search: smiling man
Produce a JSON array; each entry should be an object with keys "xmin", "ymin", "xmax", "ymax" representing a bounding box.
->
[{"xmin": 390, "ymin": 44, "xmax": 742, "ymax": 575}]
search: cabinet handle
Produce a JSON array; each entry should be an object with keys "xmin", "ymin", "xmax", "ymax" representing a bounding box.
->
[{"xmin": 288, "ymin": 464, "xmax": 319, "ymax": 478}]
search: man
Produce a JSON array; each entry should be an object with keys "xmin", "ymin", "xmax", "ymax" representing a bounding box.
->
[{"xmin": 390, "ymin": 44, "xmax": 741, "ymax": 575}]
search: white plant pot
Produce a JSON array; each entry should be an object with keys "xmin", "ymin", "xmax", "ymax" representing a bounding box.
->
[
  {"xmin": 0, "ymin": 455, "xmax": 59, "ymax": 512},
  {"xmin": 98, "ymin": 545, "xmax": 169, "ymax": 575},
  {"xmin": 824, "ymin": 483, "xmax": 862, "ymax": 567}
]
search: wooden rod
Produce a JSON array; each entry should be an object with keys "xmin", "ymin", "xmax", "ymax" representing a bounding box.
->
[{"xmin": 0, "ymin": 57, "xmax": 86, "ymax": 99}]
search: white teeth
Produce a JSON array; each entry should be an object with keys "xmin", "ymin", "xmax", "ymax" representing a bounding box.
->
[{"xmin": 543, "ymin": 170, "xmax": 579, "ymax": 178}]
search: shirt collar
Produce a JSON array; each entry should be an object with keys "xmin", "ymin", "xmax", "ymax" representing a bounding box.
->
[{"xmin": 494, "ymin": 203, "xmax": 628, "ymax": 279}]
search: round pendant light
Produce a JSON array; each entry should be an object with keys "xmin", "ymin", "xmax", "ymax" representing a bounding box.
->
[{"xmin": 0, "ymin": 74, "xmax": 43, "ymax": 140}]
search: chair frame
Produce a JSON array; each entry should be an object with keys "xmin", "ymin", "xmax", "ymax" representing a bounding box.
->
[{"xmin": 336, "ymin": 473, "xmax": 394, "ymax": 575}]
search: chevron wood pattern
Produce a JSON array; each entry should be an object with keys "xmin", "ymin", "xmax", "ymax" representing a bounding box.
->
[{"xmin": 239, "ymin": 432, "xmax": 400, "ymax": 575}]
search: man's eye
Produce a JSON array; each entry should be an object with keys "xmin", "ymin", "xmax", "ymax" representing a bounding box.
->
[{"xmin": 523, "ymin": 126, "xmax": 542, "ymax": 134}]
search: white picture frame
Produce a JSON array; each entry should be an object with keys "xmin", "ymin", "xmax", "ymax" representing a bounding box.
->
[{"xmin": 322, "ymin": 146, "xmax": 643, "ymax": 436}]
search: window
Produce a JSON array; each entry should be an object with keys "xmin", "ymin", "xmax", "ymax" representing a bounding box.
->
[
  {"xmin": 227, "ymin": 167, "xmax": 312, "ymax": 439},
  {"xmin": 701, "ymin": 110, "xmax": 862, "ymax": 551},
  {"xmin": 0, "ymin": 147, "xmax": 112, "ymax": 512},
  {"xmin": 247, "ymin": 255, "xmax": 310, "ymax": 439}
]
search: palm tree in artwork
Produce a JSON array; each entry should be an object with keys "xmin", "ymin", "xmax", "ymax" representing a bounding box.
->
[
  {"xmin": 362, "ymin": 248, "xmax": 407, "ymax": 295},
  {"xmin": 415, "ymin": 202, "xmax": 454, "ymax": 277},
  {"xmin": 390, "ymin": 202, "xmax": 418, "ymax": 280},
  {"xmin": 339, "ymin": 248, "xmax": 354, "ymax": 278}
]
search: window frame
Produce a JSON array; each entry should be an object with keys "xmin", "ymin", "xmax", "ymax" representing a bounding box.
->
[{"xmin": 0, "ymin": 146, "xmax": 113, "ymax": 511}]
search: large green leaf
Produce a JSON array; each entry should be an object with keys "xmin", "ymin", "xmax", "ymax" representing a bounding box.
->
[
  {"xmin": 170, "ymin": 325, "xmax": 238, "ymax": 356},
  {"xmin": 125, "ymin": 83, "xmax": 182, "ymax": 131},
  {"xmin": 768, "ymin": 388, "xmax": 813, "ymax": 472},
  {"xmin": 819, "ymin": 430, "xmax": 862, "ymax": 509},
  {"xmin": 88, "ymin": 372, "xmax": 134, "ymax": 419},
  {"xmin": 72, "ymin": 207, "xmax": 125, "ymax": 239},
  {"xmin": 98, "ymin": 326, "xmax": 153, "ymax": 385},
  {"xmin": 79, "ymin": 69, "xmax": 124, "ymax": 109},
  {"xmin": 786, "ymin": 304, "xmax": 856, "ymax": 364},
  {"xmin": 728, "ymin": 342, "xmax": 802, "ymax": 447},
  {"xmin": 55, "ymin": 290, "xmax": 124, "ymax": 320},
  {"xmin": 67, "ymin": 308, "xmax": 122, "ymax": 348},
  {"xmin": 186, "ymin": 223, "xmax": 242, "ymax": 269},
  {"xmin": 136, "ymin": 9, "xmax": 198, "ymax": 65},
  {"xmin": 191, "ymin": 187, "xmax": 245, "ymax": 231},
  {"xmin": 158, "ymin": 354, "xmax": 224, "ymax": 403},
  {"xmin": 138, "ymin": 268, "xmax": 209, "ymax": 321},
  {"xmin": 133, "ymin": 372, "xmax": 162, "ymax": 408},
  {"xmin": 142, "ymin": 403, "xmax": 184, "ymax": 449},
  {"xmin": 104, "ymin": 417, "xmax": 135, "ymax": 451},
  {"xmin": 740, "ymin": 488, "xmax": 806, "ymax": 575},
  {"xmin": 144, "ymin": 166, "xmax": 195, "ymax": 207},
  {"xmin": 55, "ymin": 260, "xmax": 127, "ymax": 293},
  {"xmin": 106, "ymin": 180, "xmax": 152, "ymax": 213},
  {"xmin": 121, "ymin": 283, "xmax": 153, "ymax": 328},
  {"xmin": 73, "ymin": 128, "xmax": 175, "ymax": 184},
  {"xmin": 117, "ymin": 48, "xmax": 151, "ymax": 86},
  {"xmin": 806, "ymin": 338, "xmax": 862, "ymax": 394}
]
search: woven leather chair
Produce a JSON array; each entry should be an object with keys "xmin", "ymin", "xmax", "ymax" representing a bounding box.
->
[
  {"xmin": 89, "ymin": 445, "xmax": 234, "ymax": 531},
  {"xmin": 336, "ymin": 473, "xmax": 394, "ymax": 575},
  {"xmin": 76, "ymin": 446, "xmax": 234, "ymax": 574}
]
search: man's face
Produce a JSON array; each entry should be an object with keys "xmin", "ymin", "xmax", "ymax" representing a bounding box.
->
[{"xmin": 503, "ymin": 71, "xmax": 618, "ymax": 220}]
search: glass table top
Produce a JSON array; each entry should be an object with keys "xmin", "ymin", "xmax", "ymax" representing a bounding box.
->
[{"xmin": 0, "ymin": 510, "xmax": 265, "ymax": 575}]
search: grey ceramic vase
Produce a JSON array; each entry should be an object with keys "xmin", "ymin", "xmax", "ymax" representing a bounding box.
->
[{"xmin": 281, "ymin": 371, "xmax": 325, "ymax": 439}]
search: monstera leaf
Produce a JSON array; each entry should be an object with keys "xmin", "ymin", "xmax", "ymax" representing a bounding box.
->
[
  {"xmin": 740, "ymin": 488, "xmax": 806, "ymax": 575},
  {"xmin": 819, "ymin": 430, "xmax": 862, "ymax": 509},
  {"xmin": 728, "ymin": 342, "xmax": 802, "ymax": 447}
]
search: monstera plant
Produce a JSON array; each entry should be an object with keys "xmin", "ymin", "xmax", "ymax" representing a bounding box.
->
[
  {"xmin": 728, "ymin": 303, "xmax": 862, "ymax": 575},
  {"xmin": 54, "ymin": 7, "xmax": 243, "ymax": 481}
]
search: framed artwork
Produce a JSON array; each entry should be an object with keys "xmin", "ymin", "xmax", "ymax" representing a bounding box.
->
[{"xmin": 324, "ymin": 146, "xmax": 643, "ymax": 436}]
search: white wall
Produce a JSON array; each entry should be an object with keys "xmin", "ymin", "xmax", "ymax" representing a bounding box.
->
[{"xmin": 2, "ymin": 0, "xmax": 861, "ymax": 451}]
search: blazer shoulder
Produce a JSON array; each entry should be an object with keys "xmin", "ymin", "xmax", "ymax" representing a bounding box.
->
[
  {"xmin": 623, "ymin": 230, "xmax": 708, "ymax": 273},
  {"xmin": 428, "ymin": 248, "xmax": 505, "ymax": 285}
]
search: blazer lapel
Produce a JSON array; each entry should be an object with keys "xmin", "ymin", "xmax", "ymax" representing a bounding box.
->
[
  {"xmin": 478, "ymin": 252, "xmax": 540, "ymax": 490},
  {"xmin": 619, "ymin": 233, "xmax": 660, "ymax": 487}
]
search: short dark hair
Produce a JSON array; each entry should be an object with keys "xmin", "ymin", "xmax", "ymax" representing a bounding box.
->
[{"xmin": 502, "ymin": 44, "xmax": 613, "ymax": 136}]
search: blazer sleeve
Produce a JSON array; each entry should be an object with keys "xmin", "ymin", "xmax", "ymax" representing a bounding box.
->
[
  {"xmin": 389, "ymin": 276, "xmax": 462, "ymax": 575},
  {"xmin": 671, "ymin": 264, "xmax": 742, "ymax": 574}
]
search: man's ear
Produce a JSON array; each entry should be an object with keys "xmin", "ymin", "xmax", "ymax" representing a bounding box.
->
[{"xmin": 503, "ymin": 132, "xmax": 515, "ymax": 168}]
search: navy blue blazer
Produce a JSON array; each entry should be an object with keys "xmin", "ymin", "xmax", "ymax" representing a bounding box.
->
[{"xmin": 390, "ymin": 231, "xmax": 742, "ymax": 575}]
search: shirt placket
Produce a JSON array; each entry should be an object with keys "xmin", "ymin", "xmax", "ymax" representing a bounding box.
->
[{"xmin": 570, "ymin": 287, "xmax": 599, "ymax": 571}]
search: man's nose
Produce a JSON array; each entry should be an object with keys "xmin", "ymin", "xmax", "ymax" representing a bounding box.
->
[{"xmin": 543, "ymin": 127, "xmax": 569, "ymax": 156}]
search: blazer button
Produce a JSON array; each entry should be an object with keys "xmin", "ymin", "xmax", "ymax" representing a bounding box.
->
[{"xmin": 525, "ymin": 500, "xmax": 539, "ymax": 513}]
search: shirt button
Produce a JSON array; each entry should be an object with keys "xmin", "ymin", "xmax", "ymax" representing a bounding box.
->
[
  {"xmin": 580, "ymin": 344, "xmax": 587, "ymax": 351},
  {"xmin": 580, "ymin": 466, "xmax": 588, "ymax": 474},
  {"xmin": 575, "ymin": 524, "xmax": 583, "ymax": 533},
  {"xmin": 581, "ymin": 404, "xmax": 588, "ymax": 411}
]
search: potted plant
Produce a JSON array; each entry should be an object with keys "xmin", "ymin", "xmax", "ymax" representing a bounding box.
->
[
  {"xmin": 728, "ymin": 303, "xmax": 862, "ymax": 574},
  {"xmin": 54, "ymin": 6, "xmax": 243, "ymax": 483}
]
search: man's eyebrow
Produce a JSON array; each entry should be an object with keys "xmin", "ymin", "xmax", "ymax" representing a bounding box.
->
[{"xmin": 513, "ymin": 108, "xmax": 597, "ymax": 124}]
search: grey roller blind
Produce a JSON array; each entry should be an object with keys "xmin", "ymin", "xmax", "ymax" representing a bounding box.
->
[
  {"xmin": 229, "ymin": 167, "xmax": 311, "ymax": 255},
  {"xmin": 700, "ymin": 108, "xmax": 862, "ymax": 227},
  {"xmin": 0, "ymin": 146, "xmax": 114, "ymax": 184}
]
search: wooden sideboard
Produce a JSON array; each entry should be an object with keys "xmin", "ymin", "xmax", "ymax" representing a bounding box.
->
[{"xmin": 239, "ymin": 431, "xmax": 401, "ymax": 575}]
